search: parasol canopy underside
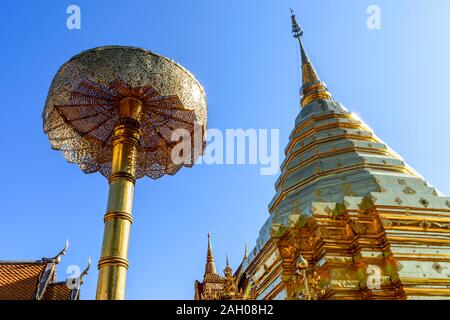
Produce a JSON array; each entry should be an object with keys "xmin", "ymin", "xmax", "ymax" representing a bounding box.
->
[{"xmin": 43, "ymin": 46, "xmax": 207, "ymax": 179}]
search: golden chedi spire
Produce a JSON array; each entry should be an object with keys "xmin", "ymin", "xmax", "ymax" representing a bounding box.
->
[
  {"xmin": 204, "ymin": 233, "xmax": 218, "ymax": 276},
  {"xmin": 223, "ymin": 255, "xmax": 241, "ymax": 299},
  {"xmin": 195, "ymin": 234, "xmax": 226, "ymax": 300},
  {"xmin": 224, "ymin": 255, "xmax": 233, "ymax": 278},
  {"xmin": 291, "ymin": 9, "xmax": 333, "ymax": 108}
]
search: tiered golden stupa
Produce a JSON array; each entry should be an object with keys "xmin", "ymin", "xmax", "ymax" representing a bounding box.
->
[{"xmin": 195, "ymin": 11, "xmax": 450, "ymax": 300}]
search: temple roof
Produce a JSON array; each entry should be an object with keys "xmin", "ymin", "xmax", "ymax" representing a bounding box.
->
[
  {"xmin": 0, "ymin": 262, "xmax": 48, "ymax": 300},
  {"xmin": 0, "ymin": 243, "xmax": 89, "ymax": 300},
  {"xmin": 43, "ymin": 282, "xmax": 73, "ymax": 300}
]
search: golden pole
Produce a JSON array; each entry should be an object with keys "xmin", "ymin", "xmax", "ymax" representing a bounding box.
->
[{"xmin": 96, "ymin": 97, "xmax": 142, "ymax": 300}]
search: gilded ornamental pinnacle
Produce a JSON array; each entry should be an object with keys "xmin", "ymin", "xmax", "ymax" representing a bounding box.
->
[
  {"xmin": 290, "ymin": 9, "xmax": 333, "ymax": 107},
  {"xmin": 205, "ymin": 233, "xmax": 218, "ymax": 276}
]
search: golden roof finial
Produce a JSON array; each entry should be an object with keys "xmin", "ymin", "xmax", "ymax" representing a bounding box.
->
[
  {"xmin": 290, "ymin": 9, "xmax": 333, "ymax": 108},
  {"xmin": 204, "ymin": 233, "xmax": 218, "ymax": 275}
]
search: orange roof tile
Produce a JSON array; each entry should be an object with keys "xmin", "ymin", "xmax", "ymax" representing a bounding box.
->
[
  {"xmin": 43, "ymin": 282, "xmax": 72, "ymax": 300},
  {"xmin": 0, "ymin": 262, "xmax": 47, "ymax": 300}
]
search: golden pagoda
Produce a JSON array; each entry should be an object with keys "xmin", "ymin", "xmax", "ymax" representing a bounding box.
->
[{"xmin": 195, "ymin": 10, "xmax": 450, "ymax": 300}]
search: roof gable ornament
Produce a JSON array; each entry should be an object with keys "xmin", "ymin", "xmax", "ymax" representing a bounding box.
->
[
  {"xmin": 42, "ymin": 239, "xmax": 69, "ymax": 264},
  {"xmin": 69, "ymin": 258, "xmax": 91, "ymax": 300},
  {"xmin": 36, "ymin": 240, "xmax": 69, "ymax": 300}
]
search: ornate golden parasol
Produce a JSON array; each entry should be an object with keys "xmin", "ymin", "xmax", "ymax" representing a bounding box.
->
[{"xmin": 43, "ymin": 46, "xmax": 207, "ymax": 299}]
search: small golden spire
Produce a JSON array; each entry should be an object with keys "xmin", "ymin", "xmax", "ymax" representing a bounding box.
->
[
  {"xmin": 224, "ymin": 254, "xmax": 232, "ymax": 276},
  {"xmin": 204, "ymin": 233, "xmax": 218, "ymax": 275},
  {"xmin": 290, "ymin": 9, "xmax": 333, "ymax": 108},
  {"xmin": 243, "ymin": 242, "xmax": 248, "ymax": 260},
  {"xmin": 223, "ymin": 254, "xmax": 233, "ymax": 279}
]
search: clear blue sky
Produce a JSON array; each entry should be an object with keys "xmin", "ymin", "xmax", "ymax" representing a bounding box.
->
[{"xmin": 0, "ymin": 0, "xmax": 449, "ymax": 299}]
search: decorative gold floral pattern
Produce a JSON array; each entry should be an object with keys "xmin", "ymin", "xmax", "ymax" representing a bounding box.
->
[{"xmin": 43, "ymin": 46, "xmax": 207, "ymax": 179}]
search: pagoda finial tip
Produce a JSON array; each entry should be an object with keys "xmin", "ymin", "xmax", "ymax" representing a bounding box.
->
[
  {"xmin": 290, "ymin": 8, "xmax": 303, "ymax": 39},
  {"xmin": 290, "ymin": 9, "xmax": 333, "ymax": 107},
  {"xmin": 207, "ymin": 233, "xmax": 212, "ymax": 248}
]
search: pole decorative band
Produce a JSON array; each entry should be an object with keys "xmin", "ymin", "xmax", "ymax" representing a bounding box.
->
[
  {"xmin": 104, "ymin": 211, "xmax": 133, "ymax": 224},
  {"xmin": 108, "ymin": 172, "xmax": 136, "ymax": 184},
  {"xmin": 98, "ymin": 256, "xmax": 129, "ymax": 270}
]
